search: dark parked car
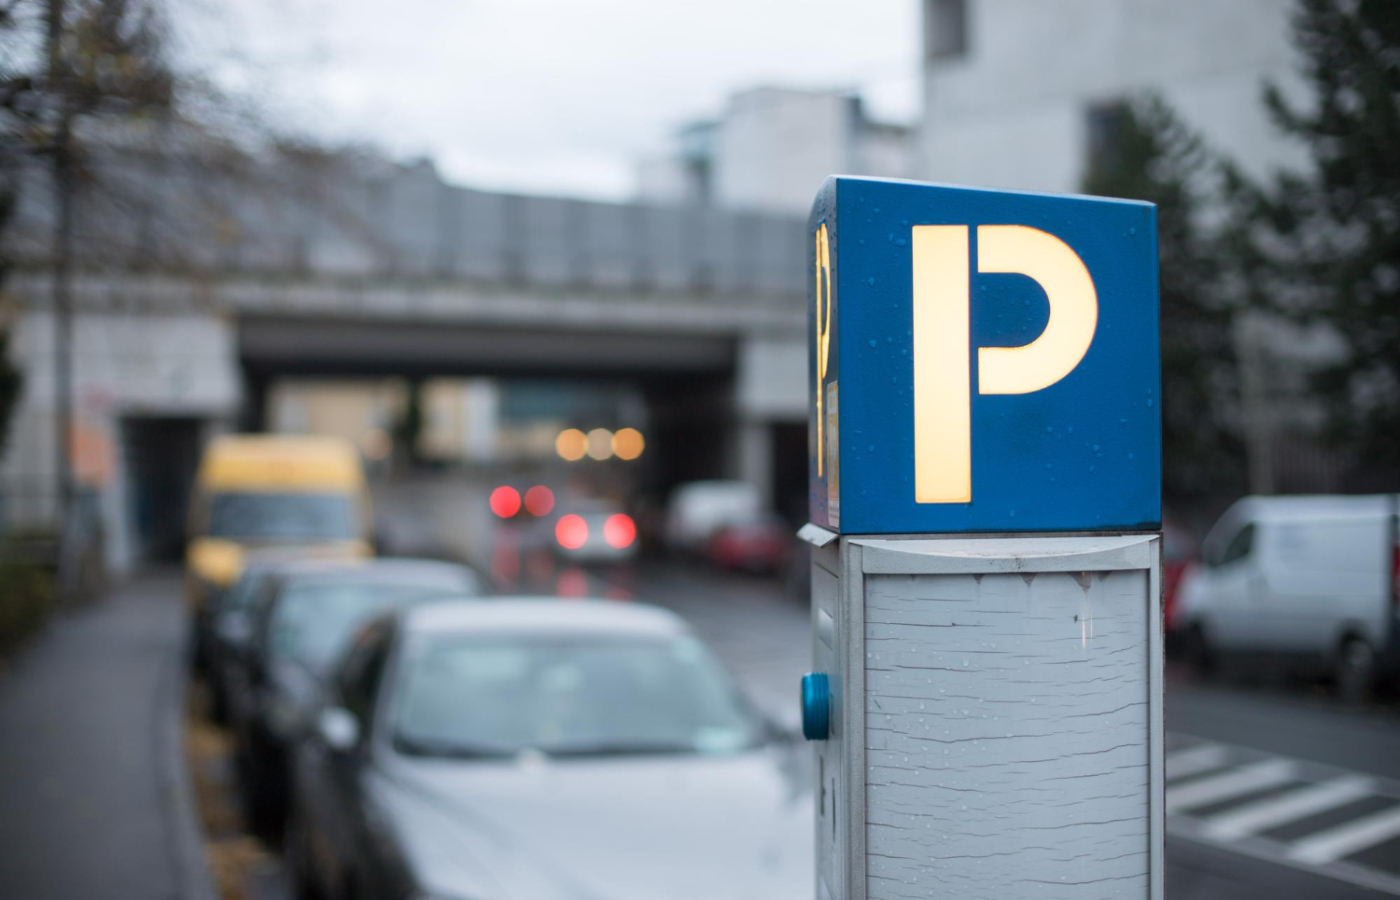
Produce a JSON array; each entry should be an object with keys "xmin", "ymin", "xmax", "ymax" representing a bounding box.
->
[
  {"xmin": 708, "ymin": 513, "xmax": 793, "ymax": 574},
  {"xmin": 287, "ymin": 599, "xmax": 813, "ymax": 900},
  {"xmin": 225, "ymin": 558, "xmax": 481, "ymax": 837},
  {"xmin": 205, "ymin": 557, "xmax": 284, "ymax": 724}
]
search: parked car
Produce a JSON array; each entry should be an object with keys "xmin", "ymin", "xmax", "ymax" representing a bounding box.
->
[
  {"xmin": 226, "ymin": 558, "xmax": 481, "ymax": 837},
  {"xmin": 664, "ymin": 480, "xmax": 760, "ymax": 554},
  {"xmin": 287, "ymin": 599, "xmax": 813, "ymax": 900},
  {"xmin": 708, "ymin": 513, "xmax": 792, "ymax": 574},
  {"xmin": 1175, "ymin": 494, "xmax": 1400, "ymax": 700},
  {"xmin": 186, "ymin": 435, "xmax": 373, "ymax": 673},
  {"xmin": 1161, "ymin": 516, "xmax": 1200, "ymax": 637},
  {"xmin": 205, "ymin": 556, "xmax": 285, "ymax": 724}
]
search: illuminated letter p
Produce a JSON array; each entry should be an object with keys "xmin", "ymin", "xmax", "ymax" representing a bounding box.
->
[{"xmin": 912, "ymin": 225, "xmax": 1098, "ymax": 504}]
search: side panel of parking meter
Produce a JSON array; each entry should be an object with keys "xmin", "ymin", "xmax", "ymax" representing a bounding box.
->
[{"xmin": 803, "ymin": 176, "xmax": 1164, "ymax": 900}]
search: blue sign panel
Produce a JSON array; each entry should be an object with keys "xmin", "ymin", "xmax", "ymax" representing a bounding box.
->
[{"xmin": 808, "ymin": 176, "xmax": 1160, "ymax": 534}]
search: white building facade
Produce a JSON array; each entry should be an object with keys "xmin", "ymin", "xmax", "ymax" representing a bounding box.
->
[
  {"xmin": 918, "ymin": 0, "xmax": 1305, "ymax": 192},
  {"xmin": 638, "ymin": 87, "xmax": 915, "ymax": 215}
]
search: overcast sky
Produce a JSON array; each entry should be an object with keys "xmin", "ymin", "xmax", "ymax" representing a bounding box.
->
[{"xmin": 183, "ymin": 0, "xmax": 920, "ymax": 200}]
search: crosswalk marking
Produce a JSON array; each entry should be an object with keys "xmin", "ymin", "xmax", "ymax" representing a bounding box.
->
[
  {"xmin": 1165, "ymin": 758, "xmax": 1297, "ymax": 815},
  {"xmin": 1290, "ymin": 804, "xmax": 1400, "ymax": 866},
  {"xmin": 1202, "ymin": 775, "xmax": 1375, "ymax": 842},
  {"xmin": 1164, "ymin": 743, "xmax": 1228, "ymax": 781}
]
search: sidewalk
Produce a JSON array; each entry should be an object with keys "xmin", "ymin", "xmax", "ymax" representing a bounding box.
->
[{"xmin": 0, "ymin": 571, "xmax": 216, "ymax": 900}]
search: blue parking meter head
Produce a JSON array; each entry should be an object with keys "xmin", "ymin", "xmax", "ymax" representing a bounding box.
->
[{"xmin": 807, "ymin": 176, "xmax": 1161, "ymax": 535}]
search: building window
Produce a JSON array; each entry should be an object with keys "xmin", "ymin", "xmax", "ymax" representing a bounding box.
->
[
  {"xmin": 925, "ymin": 0, "xmax": 968, "ymax": 61},
  {"xmin": 1085, "ymin": 100, "xmax": 1129, "ymax": 175}
]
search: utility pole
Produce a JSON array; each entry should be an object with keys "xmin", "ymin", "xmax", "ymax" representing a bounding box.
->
[{"xmin": 46, "ymin": 0, "xmax": 74, "ymax": 530}]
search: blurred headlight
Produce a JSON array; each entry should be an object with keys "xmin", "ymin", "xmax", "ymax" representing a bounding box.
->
[{"xmin": 187, "ymin": 538, "xmax": 244, "ymax": 588}]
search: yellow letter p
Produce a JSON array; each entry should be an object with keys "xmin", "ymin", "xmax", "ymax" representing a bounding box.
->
[{"xmin": 912, "ymin": 225, "xmax": 1098, "ymax": 504}]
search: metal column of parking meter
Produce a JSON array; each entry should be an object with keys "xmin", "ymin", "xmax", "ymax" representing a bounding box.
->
[{"xmin": 800, "ymin": 176, "xmax": 1163, "ymax": 900}]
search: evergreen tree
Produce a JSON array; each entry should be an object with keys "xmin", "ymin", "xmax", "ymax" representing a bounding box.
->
[
  {"xmin": 1233, "ymin": 0, "xmax": 1400, "ymax": 464},
  {"xmin": 1082, "ymin": 96, "xmax": 1245, "ymax": 503}
]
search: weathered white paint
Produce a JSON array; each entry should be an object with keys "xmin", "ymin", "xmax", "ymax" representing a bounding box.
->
[{"xmin": 864, "ymin": 566, "xmax": 1150, "ymax": 899}]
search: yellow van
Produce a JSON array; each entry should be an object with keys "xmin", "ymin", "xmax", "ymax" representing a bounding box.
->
[{"xmin": 185, "ymin": 435, "xmax": 372, "ymax": 662}]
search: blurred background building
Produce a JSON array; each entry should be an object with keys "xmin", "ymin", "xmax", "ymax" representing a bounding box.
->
[
  {"xmin": 637, "ymin": 86, "xmax": 915, "ymax": 214},
  {"xmin": 0, "ymin": 150, "xmax": 811, "ymax": 573},
  {"xmin": 0, "ymin": 0, "xmax": 1392, "ymax": 577},
  {"xmin": 917, "ymin": 0, "xmax": 1302, "ymax": 190}
]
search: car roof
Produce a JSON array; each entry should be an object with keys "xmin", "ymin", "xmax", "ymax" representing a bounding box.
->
[
  {"xmin": 1232, "ymin": 494, "xmax": 1397, "ymax": 523},
  {"xmin": 399, "ymin": 598, "xmax": 688, "ymax": 640}
]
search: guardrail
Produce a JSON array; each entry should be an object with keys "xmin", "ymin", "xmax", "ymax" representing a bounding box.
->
[{"xmin": 7, "ymin": 154, "xmax": 808, "ymax": 301}]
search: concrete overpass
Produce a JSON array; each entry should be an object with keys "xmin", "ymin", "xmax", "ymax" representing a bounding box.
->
[{"xmin": 1, "ymin": 154, "xmax": 809, "ymax": 571}]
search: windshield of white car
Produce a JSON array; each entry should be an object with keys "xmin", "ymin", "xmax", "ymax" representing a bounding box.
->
[{"xmin": 391, "ymin": 634, "xmax": 765, "ymax": 758}]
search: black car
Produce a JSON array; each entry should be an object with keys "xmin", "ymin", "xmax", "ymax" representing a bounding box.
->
[
  {"xmin": 225, "ymin": 558, "xmax": 481, "ymax": 838},
  {"xmin": 287, "ymin": 599, "xmax": 812, "ymax": 900}
]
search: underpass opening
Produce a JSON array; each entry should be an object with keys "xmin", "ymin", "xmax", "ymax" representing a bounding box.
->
[{"xmin": 235, "ymin": 316, "xmax": 799, "ymax": 542}]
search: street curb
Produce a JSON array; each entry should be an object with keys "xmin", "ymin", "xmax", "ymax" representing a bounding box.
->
[{"xmin": 158, "ymin": 614, "xmax": 220, "ymax": 900}]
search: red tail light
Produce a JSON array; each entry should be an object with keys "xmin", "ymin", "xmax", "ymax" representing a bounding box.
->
[
  {"xmin": 524, "ymin": 485, "xmax": 555, "ymax": 517},
  {"xmin": 489, "ymin": 486, "xmax": 521, "ymax": 518},
  {"xmin": 603, "ymin": 514, "xmax": 636, "ymax": 549},
  {"xmin": 556, "ymin": 514, "xmax": 589, "ymax": 550},
  {"xmin": 1391, "ymin": 543, "xmax": 1399, "ymax": 608}
]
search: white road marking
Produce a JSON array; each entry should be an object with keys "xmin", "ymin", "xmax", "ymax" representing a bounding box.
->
[
  {"xmin": 1203, "ymin": 775, "xmax": 1375, "ymax": 842},
  {"xmin": 1165, "ymin": 743, "xmax": 1228, "ymax": 782},
  {"xmin": 1290, "ymin": 804, "xmax": 1400, "ymax": 866},
  {"xmin": 1166, "ymin": 758, "xmax": 1297, "ymax": 815}
]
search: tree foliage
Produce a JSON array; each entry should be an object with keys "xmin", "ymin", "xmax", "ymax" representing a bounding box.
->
[
  {"xmin": 1082, "ymin": 96, "xmax": 1246, "ymax": 503},
  {"xmin": 1232, "ymin": 0, "xmax": 1400, "ymax": 463}
]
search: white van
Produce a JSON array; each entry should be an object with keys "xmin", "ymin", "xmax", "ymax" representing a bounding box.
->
[{"xmin": 1176, "ymin": 494, "xmax": 1399, "ymax": 699}]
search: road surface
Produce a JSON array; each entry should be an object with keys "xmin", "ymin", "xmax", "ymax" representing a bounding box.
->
[{"xmin": 4, "ymin": 546, "xmax": 1397, "ymax": 899}]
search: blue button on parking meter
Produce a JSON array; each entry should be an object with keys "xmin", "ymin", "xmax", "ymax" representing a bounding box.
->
[
  {"xmin": 808, "ymin": 176, "xmax": 1161, "ymax": 534},
  {"xmin": 800, "ymin": 672, "xmax": 830, "ymax": 740}
]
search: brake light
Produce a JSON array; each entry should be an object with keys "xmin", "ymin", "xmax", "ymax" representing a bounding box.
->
[
  {"xmin": 524, "ymin": 485, "xmax": 555, "ymax": 517},
  {"xmin": 1392, "ymin": 543, "xmax": 1399, "ymax": 608},
  {"xmin": 603, "ymin": 514, "xmax": 636, "ymax": 549},
  {"xmin": 556, "ymin": 514, "xmax": 589, "ymax": 550},
  {"xmin": 489, "ymin": 486, "xmax": 521, "ymax": 518}
]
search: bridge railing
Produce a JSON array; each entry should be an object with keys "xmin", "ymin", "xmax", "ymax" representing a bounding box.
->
[{"xmin": 8, "ymin": 152, "xmax": 808, "ymax": 302}]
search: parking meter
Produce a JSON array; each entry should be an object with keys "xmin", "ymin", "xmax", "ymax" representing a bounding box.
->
[{"xmin": 801, "ymin": 177, "xmax": 1164, "ymax": 900}]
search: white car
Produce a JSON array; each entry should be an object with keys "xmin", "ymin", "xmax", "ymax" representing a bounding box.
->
[
  {"xmin": 1176, "ymin": 494, "xmax": 1399, "ymax": 699},
  {"xmin": 552, "ymin": 501, "xmax": 639, "ymax": 565}
]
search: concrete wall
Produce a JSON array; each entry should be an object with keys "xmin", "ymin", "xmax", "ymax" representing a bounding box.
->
[
  {"xmin": 6, "ymin": 153, "xmax": 811, "ymax": 298},
  {"xmin": 641, "ymin": 87, "xmax": 915, "ymax": 216},
  {"xmin": 918, "ymin": 0, "xmax": 1307, "ymax": 192},
  {"xmin": 713, "ymin": 89, "xmax": 856, "ymax": 214},
  {"xmin": 1, "ymin": 310, "xmax": 239, "ymax": 570}
]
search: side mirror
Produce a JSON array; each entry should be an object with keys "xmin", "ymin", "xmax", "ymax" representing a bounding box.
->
[{"xmin": 317, "ymin": 707, "xmax": 360, "ymax": 753}]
